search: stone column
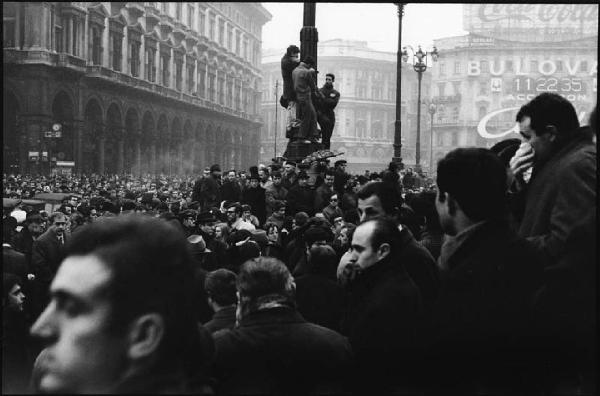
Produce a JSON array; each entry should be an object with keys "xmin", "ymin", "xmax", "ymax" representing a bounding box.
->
[
  {"xmin": 139, "ymin": 34, "xmax": 145, "ymax": 79},
  {"xmin": 169, "ymin": 48, "xmax": 175, "ymax": 88},
  {"xmin": 102, "ymin": 17, "xmax": 110, "ymax": 67},
  {"xmin": 24, "ymin": 3, "xmax": 45, "ymax": 50},
  {"xmin": 15, "ymin": 3, "xmax": 21, "ymax": 49},
  {"xmin": 181, "ymin": 55, "xmax": 187, "ymax": 92},
  {"xmin": 68, "ymin": 16, "xmax": 74, "ymax": 54},
  {"xmin": 122, "ymin": 25, "xmax": 128, "ymax": 73},
  {"xmin": 192, "ymin": 58, "xmax": 197, "ymax": 95},
  {"xmin": 84, "ymin": 12, "xmax": 89, "ymax": 60},
  {"xmin": 155, "ymin": 45, "xmax": 161, "ymax": 83}
]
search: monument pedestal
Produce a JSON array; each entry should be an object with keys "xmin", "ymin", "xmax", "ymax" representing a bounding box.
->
[{"xmin": 283, "ymin": 140, "xmax": 324, "ymax": 164}]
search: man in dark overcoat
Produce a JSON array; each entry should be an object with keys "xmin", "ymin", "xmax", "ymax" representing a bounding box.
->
[
  {"xmin": 212, "ymin": 257, "xmax": 353, "ymax": 395},
  {"xmin": 286, "ymin": 171, "xmax": 315, "ymax": 216},
  {"xmin": 428, "ymin": 148, "xmax": 544, "ymax": 393},
  {"xmin": 241, "ymin": 174, "xmax": 267, "ymax": 226},
  {"xmin": 316, "ymin": 73, "xmax": 340, "ymax": 149}
]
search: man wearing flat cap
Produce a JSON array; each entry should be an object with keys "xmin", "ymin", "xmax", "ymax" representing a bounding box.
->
[
  {"xmin": 282, "ymin": 161, "xmax": 298, "ymax": 190},
  {"xmin": 287, "ymin": 171, "xmax": 316, "ymax": 216}
]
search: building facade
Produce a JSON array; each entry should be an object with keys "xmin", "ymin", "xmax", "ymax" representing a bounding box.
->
[
  {"xmin": 260, "ymin": 40, "xmax": 431, "ymax": 174},
  {"xmin": 428, "ymin": 4, "xmax": 598, "ymax": 174},
  {"xmin": 3, "ymin": 2, "xmax": 271, "ymax": 176}
]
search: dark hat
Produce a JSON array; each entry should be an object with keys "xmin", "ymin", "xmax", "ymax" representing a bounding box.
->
[
  {"xmin": 196, "ymin": 210, "xmax": 216, "ymax": 224},
  {"xmin": 210, "ymin": 164, "xmax": 221, "ymax": 172},
  {"xmin": 249, "ymin": 173, "xmax": 260, "ymax": 181},
  {"xmin": 334, "ymin": 160, "xmax": 347, "ymax": 167},
  {"xmin": 298, "ymin": 171, "xmax": 309, "ymax": 179},
  {"xmin": 180, "ymin": 209, "xmax": 197, "ymax": 219}
]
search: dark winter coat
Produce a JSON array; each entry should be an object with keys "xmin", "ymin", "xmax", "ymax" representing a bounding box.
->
[{"xmin": 213, "ymin": 307, "xmax": 353, "ymax": 395}]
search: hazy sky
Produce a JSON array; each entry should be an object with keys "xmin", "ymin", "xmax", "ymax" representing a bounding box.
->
[{"xmin": 261, "ymin": 3, "xmax": 467, "ymax": 53}]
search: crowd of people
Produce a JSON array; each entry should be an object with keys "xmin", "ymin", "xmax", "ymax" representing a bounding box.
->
[{"xmin": 2, "ymin": 93, "xmax": 597, "ymax": 394}]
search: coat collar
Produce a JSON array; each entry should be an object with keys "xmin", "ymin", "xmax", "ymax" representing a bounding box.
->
[{"xmin": 239, "ymin": 306, "xmax": 305, "ymax": 328}]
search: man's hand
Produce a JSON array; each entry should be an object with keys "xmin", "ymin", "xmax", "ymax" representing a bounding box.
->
[{"xmin": 509, "ymin": 142, "xmax": 534, "ymax": 179}]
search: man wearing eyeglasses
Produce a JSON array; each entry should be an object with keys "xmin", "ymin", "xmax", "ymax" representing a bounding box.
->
[{"xmin": 31, "ymin": 212, "xmax": 69, "ymax": 318}]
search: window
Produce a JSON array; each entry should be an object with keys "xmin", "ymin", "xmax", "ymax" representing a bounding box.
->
[
  {"xmin": 218, "ymin": 76, "xmax": 225, "ymax": 105},
  {"xmin": 3, "ymin": 3, "xmax": 16, "ymax": 47},
  {"xmin": 71, "ymin": 18, "xmax": 79, "ymax": 55},
  {"xmin": 235, "ymin": 31, "xmax": 241, "ymax": 55},
  {"xmin": 187, "ymin": 5, "xmax": 193, "ymax": 27},
  {"xmin": 129, "ymin": 40, "xmax": 140, "ymax": 77},
  {"xmin": 480, "ymin": 60, "xmax": 488, "ymax": 73},
  {"xmin": 197, "ymin": 64, "xmax": 206, "ymax": 98},
  {"xmin": 227, "ymin": 81, "xmax": 233, "ymax": 107},
  {"xmin": 357, "ymin": 84, "xmax": 367, "ymax": 98},
  {"xmin": 505, "ymin": 60, "xmax": 513, "ymax": 72},
  {"xmin": 479, "ymin": 81, "xmax": 488, "ymax": 95},
  {"xmin": 227, "ymin": 26, "xmax": 233, "ymax": 51},
  {"xmin": 91, "ymin": 26, "xmax": 102, "ymax": 65},
  {"xmin": 110, "ymin": 32, "xmax": 122, "ymax": 71},
  {"xmin": 454, "ymin": 61, "xmax": 461, "ymax": 74},
  {"xmin": 218, "ymin": 20, "xmax": 224, "ymax": 46},
  {"xmin": 437, "ymin": 83, "xmax": 445, "ymax": 97},
  {"xmin": 452, "ymin": 81, "xmax": 460, "ymax": 96},
  {"xmin": 186, "ymin": 62, "xmax": 194, "ymax": 93},
  {"xmin": 451, "ymin": 132, "xmax": 458, "ymax": 146},
  {"xmin": 530, "ymin": 59, "xmax": 538, "ymax": 73},
  {"xmin": 208, "ymin": 72, "xmax": 216, "ymax": 102},
  {"xmin": 439, "ymin": 62, "xmax": 446, "ymax": 76},
  {"xmin": 555, "ymin": 60, "xmax": 563, "ymax": 72},
  {"xmin": 243, "ymin": 38, "xmax": 249, "ymax": 60},
  {"xmin": 161, "ymin": 53, "xmax": 170, "ymax": 87},
  {"xmin": 198, "ymin": 11, "xmax": 205, "ymax": 36},
  {"xmin": 175, "ymin": 59, "xmax": 183, "ymax": 91},
  {"xmin": 209, "ymin": 16, "xmax": 215, "ymax": 40},
  {"xmin": 235, "ymin": 80, "xmax": 241, "ymax": 109},
  {"xmin": 175, "ymin": 3, "xmax": 182, "ymax": 21},
  {"xmin": 145, "ymin": 46, "xmax": 156, "ymax": 82},
  {"xmin": 55, "ymin": 16, "xmax": 63, "ymax": 52}
]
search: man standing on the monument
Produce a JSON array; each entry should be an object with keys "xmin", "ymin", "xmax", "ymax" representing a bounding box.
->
[
  {"xmin": 316, "ymin": 73, "xmax": 340, "ymax": 150},
  {"xmin": 293, "ymin": 56, "xmax": 321, "ymax": 143},
  {"xmin": 281, "ymin": 45, "xmax": 301, "ymax": 135}
]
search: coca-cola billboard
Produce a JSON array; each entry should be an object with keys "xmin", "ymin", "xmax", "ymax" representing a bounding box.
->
[{"xmin": 463, "ymin": 4, "xmax": 598, "ymax": 42}]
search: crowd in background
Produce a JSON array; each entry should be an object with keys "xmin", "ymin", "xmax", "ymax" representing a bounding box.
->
[{"xmin": 2, "ymin": 93, "xmax": 597, "ymax": 394}]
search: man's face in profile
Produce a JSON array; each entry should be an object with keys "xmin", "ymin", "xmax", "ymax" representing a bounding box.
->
[{"xmin": 30, "ymin": 254, "xmax": 127, "ymax": 393}]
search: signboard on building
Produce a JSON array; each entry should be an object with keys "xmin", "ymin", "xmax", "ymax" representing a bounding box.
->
[
  {"xmin": 51, "ymin": 161, "xmax": 74, "ymax": 176},
  {"xmin": 463, "ymin": 4, "xmax": 598, "ymax": 42}
]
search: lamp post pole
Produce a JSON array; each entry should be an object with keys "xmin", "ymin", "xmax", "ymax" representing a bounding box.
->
[
  {"xmin": 428, "ymin": 102, "xmax": 436, "ymax": 175},
  {"xmin": 392, "ymin": 3, "xmax": 405, "ymax": 168},
  {"xmin": 415, "ymin": 69, "xmax": 423, "ymax": 172},
  {"xmin": 402, "ymin": 44, "xmax": 438, "ymax": 175},
  {"xmin": 300, "ymin": 3, "xmax": 318, "ymax": 68},
  {"xmin": 274, "ymin": 79, "xmax": 278, "ymax": 159}
]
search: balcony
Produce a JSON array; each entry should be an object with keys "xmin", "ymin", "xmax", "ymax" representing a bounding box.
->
[
  {"xmin": 433, "ymin": 94, "xmax": 462, "ymax": 103},
  {"xmin": 3, "ymin": 49, "xmax": 58, "ymax": 66}
]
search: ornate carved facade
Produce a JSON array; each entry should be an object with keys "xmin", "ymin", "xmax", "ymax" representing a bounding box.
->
[{"xmin": 3, "ymin": 2, "xmax": 271, "ymax": 175}]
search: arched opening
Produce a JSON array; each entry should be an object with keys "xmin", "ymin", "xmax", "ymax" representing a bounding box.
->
[
  {"xmin": 3, "ymin": 90, "xmax": 21, "ymax": 173},
  {"xmin": 83, "ymin": 99, "xmax": 103, "ymax": 174},
  {"xmin": 106, "ymin": 103, "xmax": 123, "ymax": 174},
  {"xmin": 51, "ymin": 91, "xmax": 75, "ymax": 172}
]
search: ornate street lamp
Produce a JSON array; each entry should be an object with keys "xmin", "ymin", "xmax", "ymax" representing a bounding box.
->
[{"xmin": 401, "ymin": 44, "xmax": 438, "ymax": 174}]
